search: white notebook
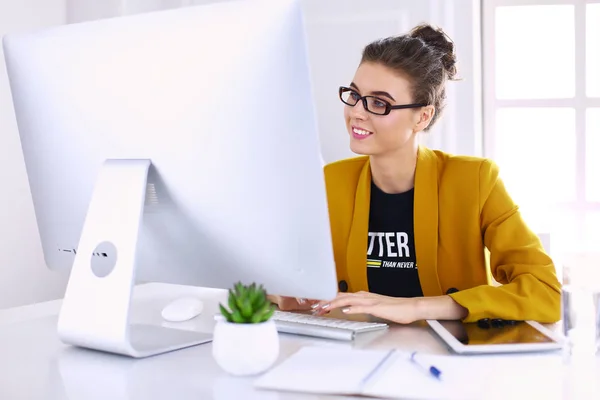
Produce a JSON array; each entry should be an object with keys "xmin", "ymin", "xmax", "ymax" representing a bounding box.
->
[{"xmin": 253, "ymin": 346, "xmax": 572, "ymax": 400}]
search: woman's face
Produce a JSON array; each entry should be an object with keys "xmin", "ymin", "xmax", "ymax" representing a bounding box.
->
[{"xmin": 343, "ymin": 62, "xmax": 432, "ymax": 157}]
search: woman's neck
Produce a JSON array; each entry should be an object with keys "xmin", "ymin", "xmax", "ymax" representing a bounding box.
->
[{"xmin": 369, "ymin": 145, "xmax": 418, "ymax": 194}]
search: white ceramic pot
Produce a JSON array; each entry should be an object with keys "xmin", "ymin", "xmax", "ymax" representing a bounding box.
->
[{"xmin": 212, "ymin": 319, "xmax": 280, "ymax": 376}]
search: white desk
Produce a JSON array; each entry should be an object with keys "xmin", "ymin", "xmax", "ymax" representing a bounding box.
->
[{"xmin": 0, "ymin": 283, "xmax": 595, "ymax": 400}]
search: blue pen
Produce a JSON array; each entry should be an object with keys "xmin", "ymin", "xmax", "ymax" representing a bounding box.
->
[{"xmin": 410, "ymin": 351, "xmax": 442, "ymax": 380}]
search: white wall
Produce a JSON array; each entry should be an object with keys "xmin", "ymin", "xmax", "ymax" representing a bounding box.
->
[
  {"xmin": 0, "ymin": 0, "xmax": 70, "ymax": 309},
  {"xmin": 65, "ymin": 0, "xmax": 186, "ymax": 22},
  {"xmin": 66, "ymin": 0, "xmax": 122, "ymax": 22},
  {"xmin": 300, "ymin": 0, "xmax": 482, "ymax": 162},
  {"xmin": 0, "ymin": 0, "xmax": 481, "ymax": 308},
  {"xmin": 68, "ymin": 0, "xmax": 483, "ymax": 163}
]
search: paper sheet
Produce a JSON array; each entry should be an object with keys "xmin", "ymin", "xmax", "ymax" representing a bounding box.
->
[
  {"xmin": 368, "ymin": 352, "xmax": 600, "ymax": 400},
  {"xmin": 253, "ymin": 346, "xmax": 391, "ymax": 395},
  {"xmin": 254, "ymin": 345, "xmax": 600, "ymax": 400}
]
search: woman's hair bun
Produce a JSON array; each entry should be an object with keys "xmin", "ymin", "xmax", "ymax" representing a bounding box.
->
[{"xmin": 410, "ymin": 23, "xmax": 457, "ymax": 80}]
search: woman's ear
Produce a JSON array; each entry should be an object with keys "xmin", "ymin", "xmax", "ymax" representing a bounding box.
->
[{"xmin": 414, "ymin": 105, "xmax": 436, "ymax": 132}]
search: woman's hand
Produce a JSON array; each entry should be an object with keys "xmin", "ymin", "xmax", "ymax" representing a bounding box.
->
[
  {"xmin": 267, "ymin": 295, "xmax": 320, "ymax": 311},
  {"xmin": 312, "ymin": 291, "xmax": 420, "ymax": 324},
  {"xmin": 312, "ymin": 291, "xmax": 468, "ymax": 324}
]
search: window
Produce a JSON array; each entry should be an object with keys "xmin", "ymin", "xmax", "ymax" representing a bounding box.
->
[{"xmin": 483, "ymin": 0, "xmax": 600, "ymax": 257}]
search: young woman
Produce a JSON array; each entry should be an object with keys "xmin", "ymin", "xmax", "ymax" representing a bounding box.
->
[{"xmin": 270, "ymin": 23, "xmax": 561, "ymax": 324}]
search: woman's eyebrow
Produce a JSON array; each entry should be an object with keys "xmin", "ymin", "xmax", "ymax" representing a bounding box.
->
[{"xmin": 349, "ymin": 82, "xmax": 396, "ymax": 102}]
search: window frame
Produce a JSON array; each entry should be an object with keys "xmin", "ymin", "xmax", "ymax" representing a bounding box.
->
[{"xmin": 482, "ymin": 0, "xmax": 600, "ymax": 249}]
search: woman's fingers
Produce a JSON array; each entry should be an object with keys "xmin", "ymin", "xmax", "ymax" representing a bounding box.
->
[
  {"xmin": 314, "ymin": 292, "xmax": 375, "ymax": 307},
  {"xmin": 340, "ymin": 305, "xmax": 371, "ymax": 314},
  {"xmin": 312, "ymin": 294, "xmax": 376, "ymax": 314},
  {"xmin": 268, "ymin": 295, "xmax": 317, "ymax": 311},
  {"xmin": 270, "ymin": 292, "xmax": 381, "ymax": 314},
  {"xmin": 328, "ymin": 295, "xmax": 375, "ymax": 310}
]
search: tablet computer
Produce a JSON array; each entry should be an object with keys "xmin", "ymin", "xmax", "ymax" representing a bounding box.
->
[{"xmin": 427, "ymin": 319, "xmax": 564, "ymax": 354}]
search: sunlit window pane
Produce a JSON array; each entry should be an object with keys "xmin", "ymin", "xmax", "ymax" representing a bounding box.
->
[
  {"xmin": 550, "ymin": 210, "xmax": 579, "ymax": 259},
  {"xmin": 549, "ymin": 211, "xmax": 600, "ymax": 260},
  {"xmin": 588, "ymin": 4, "xmax": 600, "ymax": 97},
  {"xmin": 587, "ymin": 109, "xmax": 600, "ymax": 201},
  {"xmin": 494, "ymin": 108, "xmax": 576, "ymax": 224},
  {"xmin": 495, "ymin": 5, "xmax": 575, "ymax": 99},
  {"xmin": 584, "ymin": 212, "xmax": 600, "ymax": 250}
]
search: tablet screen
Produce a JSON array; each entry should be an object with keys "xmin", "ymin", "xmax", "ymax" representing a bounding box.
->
[{"xmin": 437, "ymin": 320, "xmax": 556, "ymax": 345}]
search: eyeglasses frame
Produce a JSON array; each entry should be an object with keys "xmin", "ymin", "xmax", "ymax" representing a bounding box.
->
[{"xmin": 338, "ymin": 86, "xmax": 428, "ymax": 116}]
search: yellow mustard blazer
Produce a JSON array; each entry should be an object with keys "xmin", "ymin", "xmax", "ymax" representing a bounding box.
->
[{"xmin": 323, "ymin": 146, "xmax": 561, "ymax": 323}]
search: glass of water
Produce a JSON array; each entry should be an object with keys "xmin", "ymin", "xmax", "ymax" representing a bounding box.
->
[{"xmin": 561, "ymin": 251, "xmax": 600, "ymax": 359}]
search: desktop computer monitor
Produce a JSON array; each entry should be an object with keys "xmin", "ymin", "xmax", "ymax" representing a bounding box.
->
[{"xmin": 2, "ymin": 0, "xmax": 337, "ymax": 357}]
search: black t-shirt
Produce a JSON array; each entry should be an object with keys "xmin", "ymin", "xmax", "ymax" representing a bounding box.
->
[{"xmin": 367, "ymin": 181, "xmax": 423, "ymax": 297}]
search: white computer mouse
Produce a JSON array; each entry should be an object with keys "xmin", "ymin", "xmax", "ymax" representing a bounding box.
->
[{"xmin": 161, "ymin": 297, "xmax": 204, "ymax": 322}]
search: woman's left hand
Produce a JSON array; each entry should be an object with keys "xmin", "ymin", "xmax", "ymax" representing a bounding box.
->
[{"xmin": 312, "ymin": 291, "xmax": 420, "ymax": 324}]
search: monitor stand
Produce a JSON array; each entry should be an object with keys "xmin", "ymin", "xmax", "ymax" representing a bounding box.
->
[{"xmin": 56, "ymin": 159, "xmax": 213, "ymax": 358}]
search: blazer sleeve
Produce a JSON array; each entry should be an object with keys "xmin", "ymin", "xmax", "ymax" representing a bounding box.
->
[{"xmin": 448, "ymin": 159, "xmax": 562, "ymax": 323}]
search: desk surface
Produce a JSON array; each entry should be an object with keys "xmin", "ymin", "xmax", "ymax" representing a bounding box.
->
[
  {"xmin": 0, "ymin": 283, "xmax": 595, "ymax": 400},
  {"xmin": 0, "ymin": 283, "xmax": 454, "ymax": 400}
]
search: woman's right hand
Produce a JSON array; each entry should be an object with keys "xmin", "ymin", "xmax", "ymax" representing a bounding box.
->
[{"xmin": 267, "ymin": 295, "xmax": 320, "ymax": 311}]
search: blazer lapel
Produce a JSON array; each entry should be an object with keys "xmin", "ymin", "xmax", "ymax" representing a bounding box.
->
[
  {"xmin": 414, "ymin": 146, "xmax": 443, "ymax": 296},
  {"xmin": 345, "ymin": 159, "xmax": 371, "ymax": 293}
]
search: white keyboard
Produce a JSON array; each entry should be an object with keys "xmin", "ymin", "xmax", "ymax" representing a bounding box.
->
[{"xmin": 272, "ymin": 311, "xmax": 388, "ymax": 341}]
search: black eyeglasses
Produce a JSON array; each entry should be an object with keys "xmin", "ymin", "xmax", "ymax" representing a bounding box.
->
[{"xmin": 339, "ymin": 86, "xmax": 427, "ymax": 116}]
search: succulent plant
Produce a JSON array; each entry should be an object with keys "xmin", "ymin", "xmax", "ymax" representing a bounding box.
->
[{"xmin": 219, "ymin": 282, "xmax": 275, "ymax": 323}]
